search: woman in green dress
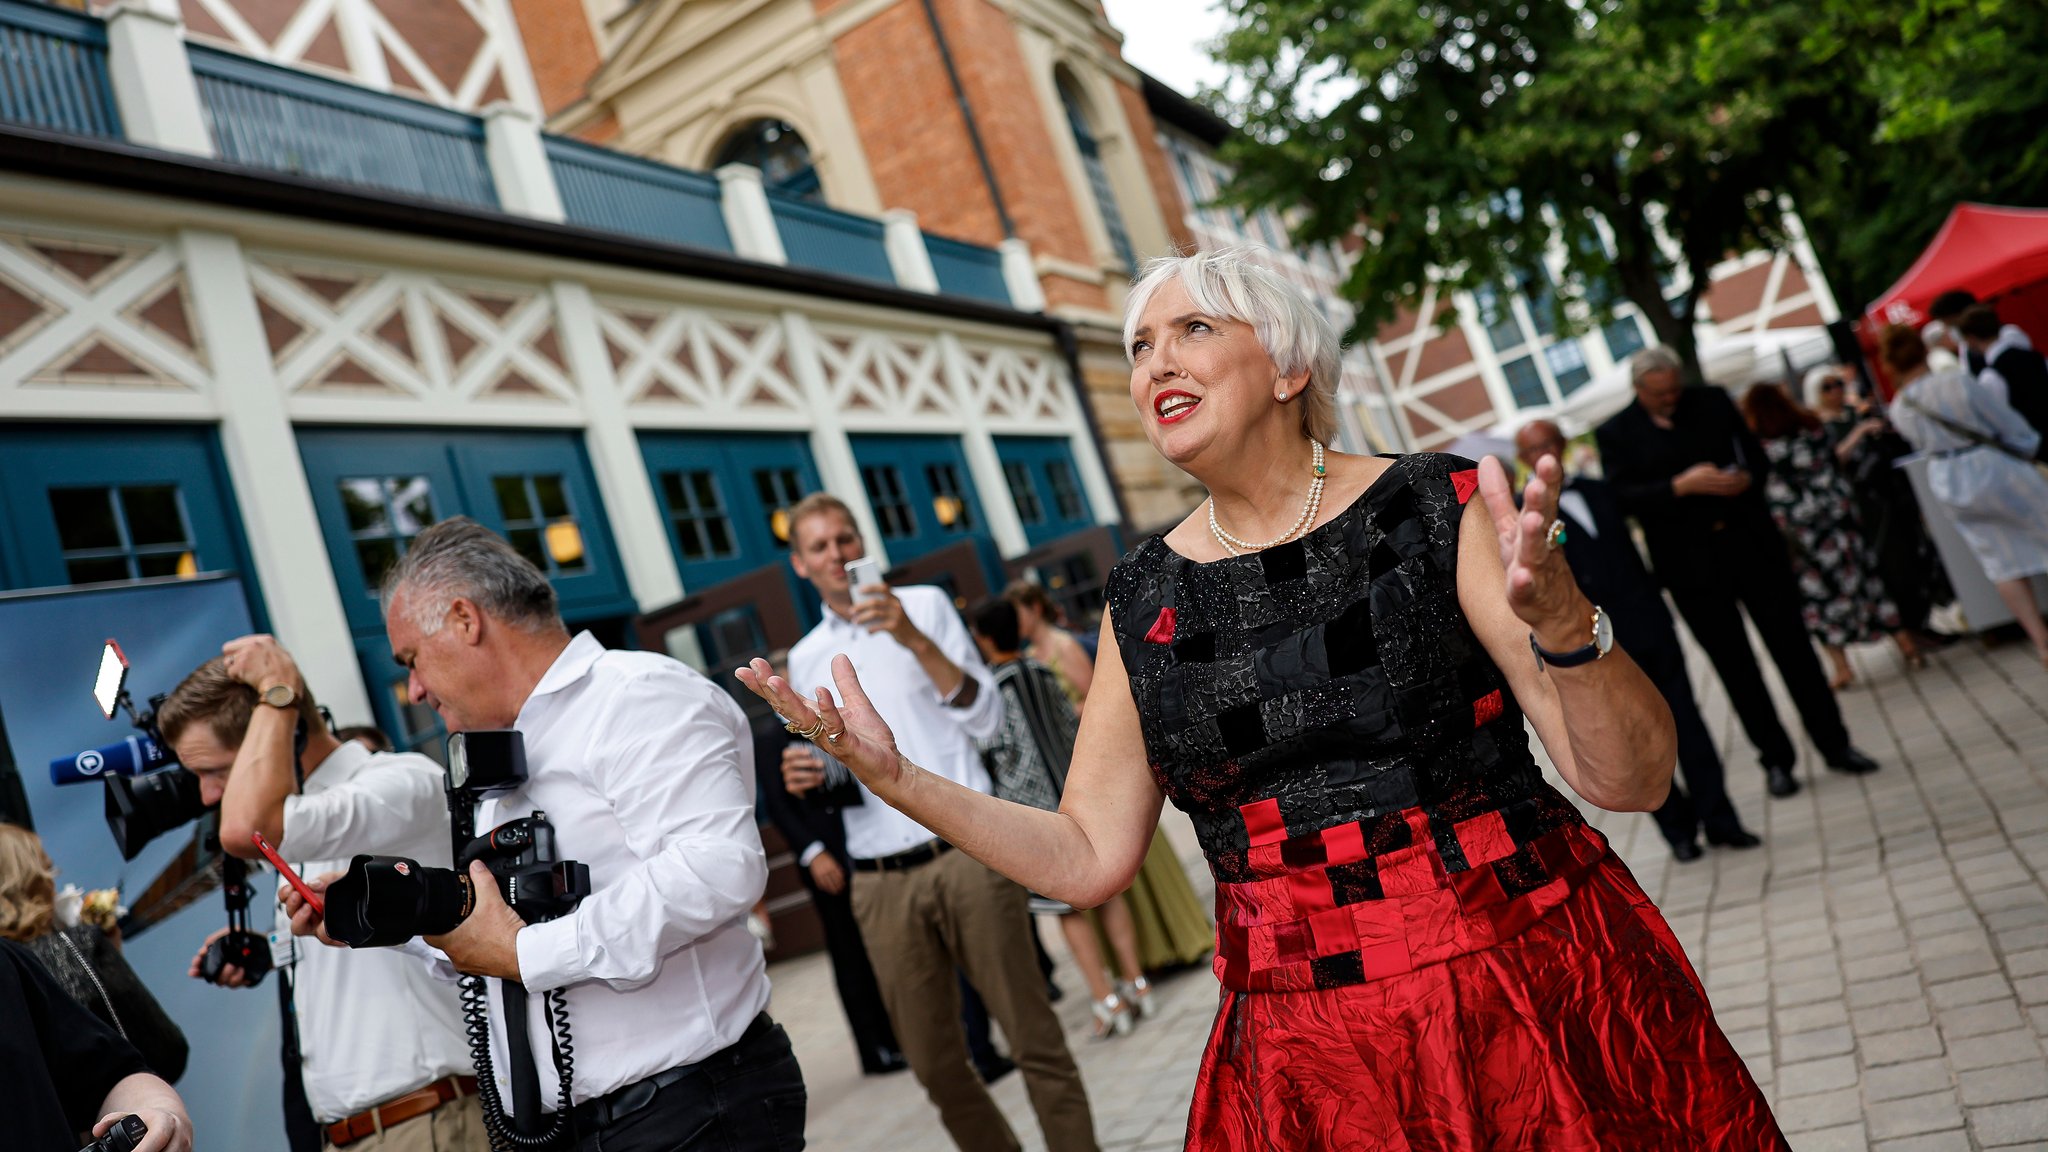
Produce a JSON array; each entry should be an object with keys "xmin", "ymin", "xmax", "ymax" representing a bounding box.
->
[{"xmin": 1007, "ymin": 582, "xmax": 1214, "ymax": 978}]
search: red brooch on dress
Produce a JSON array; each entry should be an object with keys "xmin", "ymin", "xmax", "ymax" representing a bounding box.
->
[
  {"xmin": 1144, "ymin": 606, "xmax": 1177, "ymax": 644},
  {"xmin": 1450, "ymin": 469, "xmax": 1480, "ymax": 505}
]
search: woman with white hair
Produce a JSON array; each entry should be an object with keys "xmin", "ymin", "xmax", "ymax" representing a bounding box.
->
[{"xmin": 742, "ymin": 249, "xmax": 1785, "ymax": 1147}]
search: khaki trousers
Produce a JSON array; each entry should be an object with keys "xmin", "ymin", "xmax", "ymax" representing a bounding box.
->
[
  {"xmin": 324, "ymin": 1092, "xmax": 488, "ymax": 1152},
  {"xmin": 852, "ymin": 847, "xmax": 1098, "ymax": 1152}
]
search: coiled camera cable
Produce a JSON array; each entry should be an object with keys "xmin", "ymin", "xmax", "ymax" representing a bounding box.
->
[{"xmin": 462, "ymin": 976, "xmax": 575, "ymax": 1151}]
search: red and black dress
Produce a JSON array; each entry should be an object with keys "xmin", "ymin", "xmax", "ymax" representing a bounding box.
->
[{"xmin": 1105, "ymin": 453, "xmax": 1786, "ymax": 1151}]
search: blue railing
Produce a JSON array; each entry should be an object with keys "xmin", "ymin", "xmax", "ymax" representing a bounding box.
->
[
  {"xmin": 768, "ymin": 193, "xmax": 895, "ymax": 285},
  {"xmin": 545, "ymin": 135, "xmax": 732, "ymax": 254},
  {"xmin": 0, "ymin": 2, "xmax": 120, "ymax": 140},
  {"xmin": 189, "ymin": 46, "xmax": 496, "ymax": 209},
  {"xmin": 925, "ymin": 233, "xmax": 1010, "ymax": 306}
]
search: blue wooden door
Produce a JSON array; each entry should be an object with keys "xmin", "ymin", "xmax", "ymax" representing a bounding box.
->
[
  {"xmin": 994, "ymin": 435, "xmax": 1096, "ymax": 548},
  {"xmin": 297, "ymin": 428, "xmax": 634, "ymax": 754},
  {"xmin": 0, "ymin": 423, "xmax": 264, "ymax": 623},
  {"xmin": 848, "ymin": 433, "xmax": 992, "ymax": 560},
  {"xmin": 638, "ymin": 433, "xmax": 817, "ymax": 586}
]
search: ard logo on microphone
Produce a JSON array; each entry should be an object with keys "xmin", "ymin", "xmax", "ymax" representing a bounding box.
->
[{"xmin": 75, "ymin": 748, "xmax": 106, "ymax": 776}]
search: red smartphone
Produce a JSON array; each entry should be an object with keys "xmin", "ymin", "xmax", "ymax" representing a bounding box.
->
[{"xmin": 252, "ymin": 832, "xmax": 324, "ymax": 917}]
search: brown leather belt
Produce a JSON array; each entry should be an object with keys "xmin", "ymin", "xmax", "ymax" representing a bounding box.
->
[{"xmin": 325, "ymin": 1075, "xmax": 478, "ymax": 1148}]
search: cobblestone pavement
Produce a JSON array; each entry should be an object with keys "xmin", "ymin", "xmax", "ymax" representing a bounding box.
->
[{"xmin": 768, "ymin": 632, "xmax": 2048, "ymax": 1151}]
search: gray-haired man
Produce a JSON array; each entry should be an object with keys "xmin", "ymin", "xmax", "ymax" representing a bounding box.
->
[{"xmin": 290, "ymin": 517, "xmax": 805, "ymax": 1152}]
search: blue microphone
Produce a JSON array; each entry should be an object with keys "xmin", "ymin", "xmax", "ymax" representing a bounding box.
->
[{"xmin": 50, "ymin": 733, "xmax": 173, "ymax": 786}]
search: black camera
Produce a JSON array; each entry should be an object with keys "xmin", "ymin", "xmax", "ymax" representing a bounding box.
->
[
  {"xmin": 105, "ymin": 762, "xmax": 208, "ymax": 861},
  {"xmin": 324, "ymin": 814, "xmax": 591, "ymax": 947},
  {"xmin": 79, "ymin": 1113, "xmax": 146, "ymax": 1152},
  {"xmin": 198, "ymin": 926, "xmax": 272, "ymax": 984}
]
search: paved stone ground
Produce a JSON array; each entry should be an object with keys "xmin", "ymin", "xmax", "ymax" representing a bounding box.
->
[{"xmin": 767, "ymin": 630, "xmax": 2048, "ymax": 1151}]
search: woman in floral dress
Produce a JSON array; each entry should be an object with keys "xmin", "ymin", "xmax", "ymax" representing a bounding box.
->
[{"xmin": 1742, "ymin": 382, "xmax": 1916, "ymax": 688}]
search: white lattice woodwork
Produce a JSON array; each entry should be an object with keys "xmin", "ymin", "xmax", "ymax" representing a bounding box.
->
[
  {"xmin": 175, "ymin": 0, "xmax": 540, "ymax": 113},
  {"xmin": 248, "ymin": 254, "xmax": 579, "ymax": 421},
  {"xmin": 810, "ymin": 322, "xmax": 952, "ymax": 425},
  {"xmin": 595, "ymin": 296, "xmax": 804, "ymax": 424},
  {"xmin": 0, "ymin": 226, "xmax": 214, "ymax": 415},
  {"xmin": 951, "ymin": 339, "xmax": 1072, "ymax": 432}
]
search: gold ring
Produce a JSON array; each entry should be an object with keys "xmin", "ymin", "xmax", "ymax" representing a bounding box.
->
[
  {"xmin": 1544, "ymin": 519, "xmax": 1568, "ymax": 550},
  {"xmin": 784, "ymin": 718, "xmax": 828, "ymax": 740}
]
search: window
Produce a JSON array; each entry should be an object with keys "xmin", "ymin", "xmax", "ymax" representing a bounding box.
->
[
  {"xmin": 495, "ymin": 474, "xmax": 589, "ymax": 575},
  {"xmin": 48, "ymin": 485, "xmax": 198, "ymax": 585},
  {"xmin": 861, "ymin": 466, "xmax": 915, "ymax": 539},
  {"xmin": 1501, "ymin": 356, "xmax": 1549, "ymax": 409},
  {"xmin": 659, "ymin": 470, "xmax": 738, "ymax": 563},
  {"xmin": 1544, "ymin": 340, "xmax": 1592, "ymax": 395},
  {"xmin": 713, "ymin": 119, "xmax": 820, "ymax": 201},
  {"xmin": 388, "ymin": 674, "xmax": 445, "ymax": 763},
  {"xmin": 752, "ymin": 468, "xmax": 806, "ymax": 549},
  {"xmin": 699, "ymin": 605, "xmax": 768, "ymax": 671},
  {"xmin": 1521, "ymin": 267, "xmax": 1559, "ymax": 338},
  {"xmin": 1472, "ymin": 283, "xmax": 1526, "ymax": 353},
  {"xmin": 338, "ymin": 476, "xmax": 436, "ymax": 592},
  {"xmin": 924, "ymin": 464, "xmax": 975, "ymax": 533},
  {"xmin": 1604, "ymin": 314, "xmax": 1647, "ymax": 362},
  {"xmin": 1045, "ymin": 459, "xmax": 1087, "ymax": 522},
  {"xmin": 1058, "ymin": 76, "xmax": 1137, "ymax": 273},
  {"xmin": 1004, "ymin": 461, "xmax": 1045, "ymax": 525}
]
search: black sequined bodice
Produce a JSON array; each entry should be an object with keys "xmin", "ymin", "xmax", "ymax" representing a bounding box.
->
[{"xmin": 1106, "ymin": 453, "xmax": 1590, "ymax": 991}]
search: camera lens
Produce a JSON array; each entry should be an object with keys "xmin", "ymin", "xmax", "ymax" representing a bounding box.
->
[
  {"xmin": 103, "ymin": 768, "xmax": 209, "ymax": 860},
  {"xmin": 324, "ymin": 855, "xmax": 470, "ymax": 947}
]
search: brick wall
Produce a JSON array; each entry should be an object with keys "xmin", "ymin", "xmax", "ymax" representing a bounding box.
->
[
  {"xmin": 1113, "ymin": 73, "xmax": 1193, "ymax": 255},
  {"xmin": 509, "ymin": 0, "xmax": 603, "ymax": 115}
]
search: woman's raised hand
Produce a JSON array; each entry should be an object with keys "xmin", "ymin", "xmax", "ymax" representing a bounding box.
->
[
  {"xmin": 736, "ymin": 655, "xmax": 906, "ymax": 793},
  {"xmin": 1477, "ymin": 453, "xmax": 1584, "ymax": 635}
]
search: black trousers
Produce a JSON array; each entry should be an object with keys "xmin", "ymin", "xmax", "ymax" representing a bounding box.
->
[
  {"xmin": 1666, "ymin": 538, "xmax": 1849, "ymax": 769},
  {"xmin": 1634, "ymin": 636, "xmax": 1744, "ymax": 846},
  {"xmin": 573, "ymin": 1016, "xmax": 805, "ymax": 1152},
  {"xmin": 803, "ymin": 865, "xmax": 902, "ymax": 1073}
]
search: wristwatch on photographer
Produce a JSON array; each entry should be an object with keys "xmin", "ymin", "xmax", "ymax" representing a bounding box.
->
[
  {"xmin": 259, "ymin": 683, "xmax": 298, "ymax": 710},
  {"xmin": 1530, "ymin": 606, "xmax": 1613, "ymax": 672}
]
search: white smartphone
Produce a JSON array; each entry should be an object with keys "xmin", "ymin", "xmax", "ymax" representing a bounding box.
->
[{"xmin": 844, "ymin": 558, "xmax": 886, "ymax": 603}]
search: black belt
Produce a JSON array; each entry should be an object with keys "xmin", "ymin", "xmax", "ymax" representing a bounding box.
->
[
  {"xmin": 850, "ymin": 839, "xmax": 952, "ymax": 872},
  {"xmin": 570, "ymin": 1013, "xmax": 776, "ymax": 1133}
]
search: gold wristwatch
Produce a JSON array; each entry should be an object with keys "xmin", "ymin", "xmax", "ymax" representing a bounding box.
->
[{"xmin": 259, "ymin": 683, "xmax": 298, "ymax": 710}]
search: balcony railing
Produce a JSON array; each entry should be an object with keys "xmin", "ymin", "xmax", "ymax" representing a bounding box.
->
[
  {"xmin": 545, "ymin": 135, "xmax": 732, "ymax": 255},
  {"xmin": 925, "ymin": 233, "xmax": 1011, "ymax": 306},
  {"xmin": 0, "ymin": 2, "xmax": 119, "ymax": 140},
  {"xmin": 189, "ymin": 46, "xmax": 496, "ymax": 209},
  {"xmin": 769, "ymin": 193, "xmax": 894, "ymax": 285}
]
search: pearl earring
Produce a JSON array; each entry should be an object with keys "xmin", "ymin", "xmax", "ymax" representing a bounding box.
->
[{"xmin": 1278, "ymin": 390, "xmax": 1290, "ymax": 400}]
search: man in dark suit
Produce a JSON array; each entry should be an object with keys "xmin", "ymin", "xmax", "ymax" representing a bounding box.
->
[
  {"xmin": 750, "ymin": 706, "xmax": 907, "ymax": 1077},
  {"xmin": 1516, "ymin": 420, "xmax": 1760, "ymax": 860},
  {"xmin": 1595, "ymin": 347, "xmax": 1880, "ymax": 796}
]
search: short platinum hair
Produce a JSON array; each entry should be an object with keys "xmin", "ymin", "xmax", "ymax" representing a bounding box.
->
[
  {"xmin": 1122, "ymin": 247, "xmax": 1341, "ymax": 445},
  {"xmin": 1921, "ymin": 319, "xmax": 1955, "ymax": 349},
  {"xmin": 1802, "ymin": 365, "xmax": 1839, "ymax": 408},
  {"xmin": 1629, "ymin": 346, "xmax": 1684, "ymax": 388},
  {"xmin": 380, "ymin": 517, "xmax": 561, "ymax": 636}
]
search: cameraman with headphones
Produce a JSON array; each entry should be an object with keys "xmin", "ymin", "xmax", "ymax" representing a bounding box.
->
[
  {"xmin": 285, "ymin": 517, "xmax": 803, "ymax": 1152},
  {"xmin": 159, "ymin": 637, "xmax": 485, "ymax": 1151}
]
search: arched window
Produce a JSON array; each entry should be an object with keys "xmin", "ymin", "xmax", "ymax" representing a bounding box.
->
[
  {"xmin": 1057, "ymin": 74, "xmax": 1137, "ymax": 273},
  {"xmin": 713, "ymin": 119, "xmax": 821, "ymax": 201}
]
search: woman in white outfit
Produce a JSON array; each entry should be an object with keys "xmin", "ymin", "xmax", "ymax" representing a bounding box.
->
[{"xmin": 1882, "ymin": 325, "xmax": 2048, "ymax": 667}]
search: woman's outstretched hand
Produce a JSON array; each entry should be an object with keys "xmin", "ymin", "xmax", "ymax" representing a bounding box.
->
[
  {"xmin": 1477, "ymin": 453, "xmax": 1586, "ymax": 642},
  {"xmin": 736, "ymin": 655, "xmax": 907, "ymax": 794}
]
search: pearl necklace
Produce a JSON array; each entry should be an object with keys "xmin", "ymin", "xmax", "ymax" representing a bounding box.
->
[{"xmin": 1208, "ymin": 440, "xmax": 1327, "ymax": 556}]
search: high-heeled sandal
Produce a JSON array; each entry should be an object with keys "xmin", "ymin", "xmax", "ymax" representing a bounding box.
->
[
  {"xmin": 1120, "ymin": 976, "xmax": 1160, "ymax": 1021},
  {"xmin": 1091, "ymin": 993, "xmax": 1135, "ymax": 1039}
]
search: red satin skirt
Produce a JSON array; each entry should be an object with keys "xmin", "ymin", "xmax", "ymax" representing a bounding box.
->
[{"xmin": 1186, "ymin": 848, "xmax": 1787, "ymax": 1150}]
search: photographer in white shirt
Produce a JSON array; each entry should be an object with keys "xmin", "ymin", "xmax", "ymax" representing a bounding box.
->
[
  {"xmin": 287, "ymin": 517, "xmax": 804, "ymax": 1152},
  {"xmin": 160, "ymin": 638, "xmax": 482, "ymax": 1151}
]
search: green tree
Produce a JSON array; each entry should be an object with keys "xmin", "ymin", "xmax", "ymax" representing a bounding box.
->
[{"xmin": 1212, "ymin": 0, "xmax": 1819, "ymax": 377}]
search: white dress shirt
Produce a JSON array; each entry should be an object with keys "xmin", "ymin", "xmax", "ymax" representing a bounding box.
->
[
  {"xmin": 277, "ymin": 740, "xmax": 473, "ymax": 1121},
  {"xmin": 476, "ymin": 632, "xmax": 770, "ymax": 1111},
  {"xmin": 1557, "ymin": 488, "xmax": 1599, "ymax": 540},
  {"xmin": 787, "ymin": 585, "xmax": 1001, "ymax": 860}
]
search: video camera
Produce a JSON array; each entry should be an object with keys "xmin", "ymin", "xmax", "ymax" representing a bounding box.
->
[
  {"xmin": 51, "ymin": 641, "xmax": 209, "ymax": 861},
  {"xmin": 323, "ymin": 731, "xmax": 590, "ymax": 947}
]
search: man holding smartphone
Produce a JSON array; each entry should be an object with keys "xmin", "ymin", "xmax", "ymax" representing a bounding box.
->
[
  {"xmin": 157, "ymin": 639, "xmax": 485, "ymax": 1151},
  {"xmin": 783, "ymin": 494, "xmax": 1098, "ymax": 1152}
]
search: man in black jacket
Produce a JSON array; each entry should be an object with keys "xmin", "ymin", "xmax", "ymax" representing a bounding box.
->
[
  {"xmin": 1516, "ymin": 420, "xmax": 1761, "ymax": 860},
  {"xmin": 1956, "ymin": 304, "xmax": 2048, "ymax": 459},
  {"xmin": 1595, "ymin": 348, "xmax": 1880, "ymax": 797}
]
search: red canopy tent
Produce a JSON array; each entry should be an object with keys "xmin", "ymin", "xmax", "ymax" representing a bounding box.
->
[{"xmin": 1863, "ymin": 203, "xmax": 2048, "ymax": 385}]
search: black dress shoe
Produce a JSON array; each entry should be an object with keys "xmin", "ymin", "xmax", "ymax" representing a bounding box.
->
[
  {"xmin": 975, "ymin": 1053, "xmax": 1016, "ymax": 1084},
  {"xmin": 1825, "ymin": 747, "xmax": 1880, "ymax": 774},
  {"xmin": 1706, "ymin": 828, "xmax": 1763, "ymax": 849},
  {"xmin": 1766, "ymin": 765, "xmax": 1801, "ymax": 797},
  {"xmin": 1670, "ymin": 839, "xmax": 1705, "ymax": 862},
  {"xmin": 863, "ymin": 1048, "xmax": 910, "ymax": 1075}
]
